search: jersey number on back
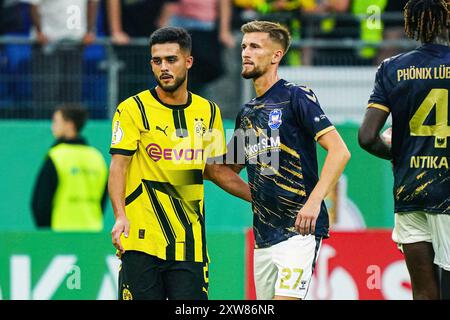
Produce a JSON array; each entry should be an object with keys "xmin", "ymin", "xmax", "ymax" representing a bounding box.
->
[{"xmin": 409, "ymin": 89, "xmax": 449, "ymax": 148}]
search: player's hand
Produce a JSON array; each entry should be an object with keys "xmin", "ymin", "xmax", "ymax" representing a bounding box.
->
[
  {"xmin": 219, "ymin": 30, "xmax": 235, "ymax": 48},
  {"xmin": 295, "ymin": 200, "xmax": 321, "ymax": 236},
  {"xmin": 381, "ymin": 127, "xmax": 392, "ymax": 146},
  {"xmin": 111, "ymin": 31, "xmax": 130, "ymax": 45},
  {"xmin": 272, "ymin": 0, "xmax": 288, "ymax": 10},
  {"xmin": 36, "ymin": 31, "xmax": 49, "ymax": 46},
  {"xmin": 111, "ymin": 215, "xmax": 130, "ymax": 254},
  {"xmin": 82, "ymin": 31, "xmax": 96, "ymax": 46}
]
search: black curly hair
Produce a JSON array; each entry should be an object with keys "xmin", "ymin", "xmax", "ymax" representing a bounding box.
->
[{"xmin": 404, "ymin": 0, "xmax": 449, "ymax": 43}]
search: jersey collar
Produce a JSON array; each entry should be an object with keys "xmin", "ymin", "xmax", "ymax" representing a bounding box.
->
[
  {"xmin": 253, "ymin": 79, "xmax": 286, "ymax": 102},
  {"xmin": 419, "ymin": 43, "xmax": 450, "ymax": 57},
  {"xmin": 149, "ymin": 88, "xmax": 192, "ymax": 110}
]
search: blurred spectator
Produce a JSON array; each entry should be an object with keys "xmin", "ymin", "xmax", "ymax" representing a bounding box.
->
[
  {"xmin": 31, "ymin": 105, "xmax": 108, "ymax": 231},
  {"xmin": 233, "ymin": 1, "xmax": 351, "ymax": 65},
  {"xmin": 162, "ymin": 0, "xmax": 235, "ymax": 96},
  {"xmin": 233, "ymin": 1, "xmax": 304, "ymax": 65},
  {"xmin": 352, "ymin": 0, "xmax": 388, "ymax": 64},
  {"xmin": 298, "ymin": 0, "xmax": 356, "ymax": 65},
  {"xmin": 105, "ymin": 0, "xmax": 175, "ymax": 103},
  {"xmin": 299, "ymin": 0, "xmax": 349, "ymax": 65},
  {"xmin": 0, "ymin": 0, "xmax": 25, "ymax": 35},
  {"xmin": 0, "ymin": 0, "xmax": 29, "ymax": 114},
  {"xmin": 25, "ymin": 0, "xmax": 99, "ymax": 117},
  {"xmin": 377, "ymin": 0, "xmax": 408, "ymax": 64},
  {"xmin": 300, "ymin": 0, "xmax": 389, "ymax": 66}
]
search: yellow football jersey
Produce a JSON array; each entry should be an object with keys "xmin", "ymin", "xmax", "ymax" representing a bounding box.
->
[{"xmin": 110, "ymin": 88, "xmax": 226, "ymax": 263}]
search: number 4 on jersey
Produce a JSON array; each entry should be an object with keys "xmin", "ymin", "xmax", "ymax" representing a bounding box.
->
[{"xmin": 409, "ymin": 89, "xmax": 449, "ymax": 148}]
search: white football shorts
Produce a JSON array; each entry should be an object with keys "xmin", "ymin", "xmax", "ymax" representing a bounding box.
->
[
  {"xmin": 392, "ymin": 211, "xmax": 450, "ymax": 271},
  {"xmin": 253, "ymin": 234, "xmax": 322, "ymax": 299}
]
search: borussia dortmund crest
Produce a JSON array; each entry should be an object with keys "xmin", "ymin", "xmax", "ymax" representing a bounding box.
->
[
  {"xmin": 122, "ymin": 285, "xmax": 133, "ymax": 300},
  {"xmin": 194, "ymin": 118, "xmax": 207, "ymax": 137}
]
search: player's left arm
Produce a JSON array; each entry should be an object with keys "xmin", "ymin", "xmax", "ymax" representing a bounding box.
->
[
  {"xmin": 295, "ymin": 129, "xmax": 351, "ymax": 235},
  {"xmin": 204, "ymin": 163, "xmax": 251, "ymax": 202}
]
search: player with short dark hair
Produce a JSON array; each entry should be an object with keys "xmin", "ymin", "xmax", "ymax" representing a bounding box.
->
[
  {"xmin": 149, "ymin": 25, "xmax": 192, "ymax": 53},
  {"xmin": 228, "ymin": 20, "xmax": 350, "ymax": 300},
  {"xmin": 359, "ymin": 0, "xmax": 449, "ymax": 300},
  {"xmin": 108, "ymin": 26, "xmax": 251, "ymax": 300}
]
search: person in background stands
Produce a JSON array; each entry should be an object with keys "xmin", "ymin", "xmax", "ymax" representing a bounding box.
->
[
  {"xmin": 26, "ymin": 0, "xmax": 99, "ymax": 117},
  {"xmin": 32, "ymin": 105, "xmax": 108, "ymax": 231}
]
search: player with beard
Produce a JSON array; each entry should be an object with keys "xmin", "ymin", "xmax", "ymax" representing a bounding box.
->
[
  {"xmin": 227, "ymin": 21, "xmax": 350, "ymax": 300},
  {"xmin": 108, "ymin": 26, "xmax": 251, "ymax": 300}
]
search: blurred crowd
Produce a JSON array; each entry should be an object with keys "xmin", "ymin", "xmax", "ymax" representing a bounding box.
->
[{"xmin": 0, "ymin": 0, "xmax": 409, "ymax": 119}]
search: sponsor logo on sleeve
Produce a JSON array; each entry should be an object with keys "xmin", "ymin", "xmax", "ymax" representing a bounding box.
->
[
  {"xmin": 111, "ymin": 120, "xmax": 123, "ymax": 145},
  {"xmin": 314, "ymin": 114, "xmax": 328, "ymax": 123}
]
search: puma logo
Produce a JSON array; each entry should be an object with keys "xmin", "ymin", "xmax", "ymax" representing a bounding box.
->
[{"xmin": 156, "ymin": 125, "xmax": 168, "ymax": 136}]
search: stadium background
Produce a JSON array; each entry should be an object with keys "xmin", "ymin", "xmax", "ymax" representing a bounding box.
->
[{"xmin": 0, "ymin": 0, "xmax": 416, "ymax": 299}]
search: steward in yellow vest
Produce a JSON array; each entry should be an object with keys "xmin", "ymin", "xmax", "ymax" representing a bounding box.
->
[{"xmin": 32, "ymin": 106, "xmax": 108, "ymax": 231}]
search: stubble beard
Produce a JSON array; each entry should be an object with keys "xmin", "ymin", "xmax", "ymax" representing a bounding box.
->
[
  {"xmin": 241, "ymin": 65, "xmax": 264, "ymax": 80},
  {"xmin": 155, "ymin": 73, "xmax": 187, "ymax": 93}
]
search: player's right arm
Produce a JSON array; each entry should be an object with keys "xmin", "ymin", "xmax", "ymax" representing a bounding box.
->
[
  {"xmin": 358, "ymin": 108, "xmax": 392, "ymax": 160},
  {"xmin": 358, "ymin": 60, "xmax": 393, "ymax": 160},
  {"xmin": 108, "ymin": 100, "xmax": 140, "ymax": 254},
  {"xmin": 108, "ymin": 154, "xmax": 131, "ymax": 254}
]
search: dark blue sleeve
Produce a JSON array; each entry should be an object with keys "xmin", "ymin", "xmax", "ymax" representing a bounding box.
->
[
  {"xmin": 292, "ymin": 86, "xmax": 334, "ymax": 140},
  {"xmin": 368, "ymin": 61, "xmax": 390, "ymax": 108}
]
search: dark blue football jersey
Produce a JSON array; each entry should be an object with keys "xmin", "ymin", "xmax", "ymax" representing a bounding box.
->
[
  {"xmin": 368, "ymin": 44, "xmax": 450, "ymax": 214},
  {"xmin": 231, "ymin": 79, "xmax": 335, "ymax": 248}
]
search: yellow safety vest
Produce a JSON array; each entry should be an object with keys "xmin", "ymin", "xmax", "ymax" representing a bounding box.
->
[
  {"xmin": 48, "ymin": 143, "xmax": 107, "ymax": 231},
  {"xmin": 352, "ymin": 0, "xmax": 388, "ymax": 59}
]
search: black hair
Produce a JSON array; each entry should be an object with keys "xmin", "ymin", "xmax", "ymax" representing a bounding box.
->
[
  {"xmin": 404, "ymin": 0, "xmax": 449, "ymax": 43},
  {"xmin": 149, "ymin": 27, "xmax": 192, "ymax": 53},
  {"xmin": 55, "ymin": 105, "xmax": 88, "ymax": 133}
]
